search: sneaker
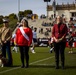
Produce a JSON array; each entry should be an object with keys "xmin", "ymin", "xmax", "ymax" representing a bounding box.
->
[
  {"xmin": 61, "ymin": 66, "xmax": 65, "ymax": 69},
  {"xmin": 55, "ymin": 66, "xmax": 59, "ymax": 69},
  {"xmin": 68, "ymin": 51, "xmax": 71, "ymax": 54},
  {"xmin": 70, "ymin": 51, "xmax": 73, "ymax": 53},
  {"xmin": 12, "ymin": 49, "xmax": 15, "ymax": 52},
  {"xmin": 30, "ymin": 47, "xmax": 33, "ymax": 50},
  {"xmin": 49, "ymin": 49, "xmax": 52, "ymax": 53},
  {"xmin": 32, "ymin": 50, "xmax": 36, "ymax": 53},
  {"xmin": 49, "ymin": 48, "xmax": 53, "ymax": 53},
  {"xmin": 21, "ymin": 65, "xmax": 25, "ymax": 68}
]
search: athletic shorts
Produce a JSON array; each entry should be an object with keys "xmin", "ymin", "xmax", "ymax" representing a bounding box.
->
[{"xmin": 33, "ymin": 38, "xmax": 37, "ymax": 43}]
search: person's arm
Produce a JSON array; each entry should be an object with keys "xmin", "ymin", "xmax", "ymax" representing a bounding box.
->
[
  {"xmin": 59, "ymin": 24, "xmax": 68, "ymax": 41},
  {"xmin": 28, "ymin": 28, "xmax": 33, "ymax": 46},
  {"xmin": 5, "ymin": 28, "xmax": 12, "ymax": 42},
  {"xmin": 52, "ymin": 25, "xmax": 59, "ymax": 42}
]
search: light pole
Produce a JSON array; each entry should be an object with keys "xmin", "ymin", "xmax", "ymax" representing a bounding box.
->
[
  {"xmin": 52, "ymin": 0, "xmax": 56, "ymax": 18},
  {"xmin": 44, "ymin": 0, "xmax": 51, "ymax": 18},
  {"xmin": 18, "ymin": 0, "xmax": 20, "ymax": 21},
  {"xmin": 75, "ymin": 0, "xmax": 76, "ymax": 8},
  {"xmin": 47, "ymin": 1, "xmax": 48, "ymax": 18}
]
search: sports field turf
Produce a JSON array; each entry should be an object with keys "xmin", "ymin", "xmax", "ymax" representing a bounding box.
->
[{"xmin": 0, "ymin": 47, "xmax": 76, "ymax": 75}]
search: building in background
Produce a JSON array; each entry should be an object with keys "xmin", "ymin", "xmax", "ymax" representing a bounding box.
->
[{"xmin": 47, "ymin": 1, "xmax": 76, "ymax": 21}]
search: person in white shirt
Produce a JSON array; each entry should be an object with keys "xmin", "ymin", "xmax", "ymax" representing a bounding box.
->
[{"xmin": 30, "ymin": 28, "xmax": 37, "ymax": 53}]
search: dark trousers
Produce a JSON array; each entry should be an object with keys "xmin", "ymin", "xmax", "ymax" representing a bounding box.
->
[
  {"xmin": 2, "ymin": 41, "xmax": 13, "ymax": 66},
  {"xmin": 53, "ymin": 42, "xmax": 66, "ymax": 67},
  {"xmin": 19, "ymin": 46, "xmax": 29, "ymax": 67}
]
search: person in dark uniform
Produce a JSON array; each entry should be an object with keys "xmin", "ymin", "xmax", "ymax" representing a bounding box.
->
[
  {"xmin": 52, "ymin": 16, "xmax": 68, "ymax": 69},
  {"xmin": 68, "ymin": 32, "xmax": 74, "ymax": 53}
]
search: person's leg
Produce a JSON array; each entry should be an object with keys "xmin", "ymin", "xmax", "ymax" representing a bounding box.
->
[
  {"xmin": 24, "ymin": 46, "xmax": 29, "ymax": 68},
  {"xmin": 32, "ymin": 43, "xmax": 36, "ymax": 53},
  {"xmin": 32, "ymin": 43, "xmax": 35, "ymax": 50},
  {"xmin": 19, "ymin": 46, "xmax": 25, "ymax": 67},
  {"xmin": 2, "ymin": 43, "xmax": 6, "ymax": 58},
  {"xmin": 6, "ymin": 41, "xmax": 13, "ymax": 66},
  {"xmin": 68, "ymin": 43, "xmax": 73, "ymax": 53},
  {"xmin": 12, "ymin": 46, "xmax": 15, "ymax": 51},
  {"xmin": 14, "ymin": 46, "xmax": 18, "ymax": 53},
  {"xmin": 53, "ymin": 42, "xmax": 59, "ymax": 69},
  {"xmin": 30, "ymin": 40, "xmax": 36, "ymax": 53},
  {"xmin": 60, "ymin": 42, "xmax": 66, "ymax": 69},
  {"xmin": 32, "ymin": 38, "xmax": 37, "ymax": 53},
  {"xmin": 70, "ymin": 43, "xmax": 73, "ymax": 53},
  {"xmin": 68, "ymin": 45, "xmax": 71, "ymax": 53},
  {"xmin": 49, "ymin": 44, "xmax": 54, "ymax": 53}
]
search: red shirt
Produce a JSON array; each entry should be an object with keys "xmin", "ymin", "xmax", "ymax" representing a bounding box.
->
[
  {"xmin": 52, "ymin": 23, "xmax": 68, "ymax": 42},
  {"xmin": 16, "ymin": 27, "xmax": 33, "ymax": 46}
]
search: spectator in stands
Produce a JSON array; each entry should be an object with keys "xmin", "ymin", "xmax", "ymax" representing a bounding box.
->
[
  {"xmin": 52, "ymin": 16, "xmax": 68, "ymax": 69},
  {"xmin": 41, "ymin": 28, "xmax": 43, "ymax": 34},
  {"xmin": 15, "ymin": 18, "xmax": 33, "ymax": 68},
  {"xmin": 72, "ymin": 31, "xmax": 76, "ymax": 37},
  {"xmin": 68, "ymin": 32, "xmax": 74, "ymax": 53},
  {"xmin": 30, "ymin": 27, "xmax": 37, "ymax": 53},
  {"xmin": 0, "ymin": 19, "xmax": 13, "ymax": 66},
  {"xmin": 39, "ymin": 27, "xmax": 41, "ymax": 33}
]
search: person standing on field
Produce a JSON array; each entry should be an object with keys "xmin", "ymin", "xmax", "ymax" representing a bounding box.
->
[
  {"xmin": 30, "ymin": 27, "xmax": 37, "ymax": 53},
  {"xmin": 15, "ymin": 18, "xmax": 33, "ymax": 68},
  {"xmin": 0, "ymin": 19, "xmax": 13, "ymax": 66},
  {"xmin": 52, "ymin": 16, "xmax": 68, "ymax": 69}
]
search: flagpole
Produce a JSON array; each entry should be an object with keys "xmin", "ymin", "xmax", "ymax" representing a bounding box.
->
[
  {"xmin": 47, "ymin": 1, "xmax": 48, "ymax": 18},
  {"xmin": 18, "ymin": 0, "xmax": 20, "ymax": 21},
  {"xmin": 52, "ymin": 0, "xmax": 56, "ymax": 18},
  {"xmin": 75, "ymin": 0, "xmax": 76, "ymax": 7}
]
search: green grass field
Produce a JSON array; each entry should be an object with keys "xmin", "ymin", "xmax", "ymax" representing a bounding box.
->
[{"xmin": 0, "ymin": 47, "xmax": 76, "ymax": 75}]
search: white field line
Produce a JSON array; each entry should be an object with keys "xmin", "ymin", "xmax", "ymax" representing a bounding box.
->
[
  {"xmin": 29, "ymin": 56, "xmax": 54, "ymax": 65},
  {"xmin": 0, "ymin": 56, "xmax": 54, "ymax": 74},
  {"xmin": 31, "ymin": 63, "xmax": 55, "ymax": 66}
]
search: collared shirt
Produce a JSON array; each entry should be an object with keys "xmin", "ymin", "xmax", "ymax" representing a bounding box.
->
[{"xmin": 52, "ymin": 23, "xmax": 68, "ymax": 42}]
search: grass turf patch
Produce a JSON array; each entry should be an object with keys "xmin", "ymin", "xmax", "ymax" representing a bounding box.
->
[{"xmin": 0, "ymin": 47, "xmax": 76, "ymax": 75}]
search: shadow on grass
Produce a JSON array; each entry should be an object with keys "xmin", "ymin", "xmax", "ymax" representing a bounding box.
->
[
  {"xmin": 72, "ymin": 52, "xmax": 76, "ymax": 54},
  {"xmin": 12, "ymin": 65, "xmax": 20, "ymax": 67},
  {"xmin": 7, "ymin": 64, "xmax": 76, "ymax": 70},
  {"xmin": 65, "ymin": 65, "xmax": 76, "ymax": 69},
  {"xmin": 5, "ymin": 65, "xmax": 20, "ymax": 68},
  {"xmin": 29, "ymin": 65, "xmax": 76, "ymax": 69},
  {"xmin": 29, "ymin": 65, "xmax": 55, "ymax": 68}
]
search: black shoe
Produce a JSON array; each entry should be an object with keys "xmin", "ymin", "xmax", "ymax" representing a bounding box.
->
[
  {"xmin": 50, "ymin": 51, "xmax": 52, "ymax": 53},
  {"xmin": 5, "ymin": 63, "xmax": 13, "ymax": 67},
  {"xmin": 21, "ymin": 65, "xmax": 25, "ymax": 68},
  {"xmin": 61, "ymin": 66, "xmax": 65, "ymax": 69},
  {"xmin": 25, "ymin": 66, "xmax": 28, "ymax": 68},
  {"xmin": 55, "ymin": 66, "xmax": 59, "ymax": 69},
  {"xmin": 25, "ymin": 65, "xmax": 29, "ymax": 68}
]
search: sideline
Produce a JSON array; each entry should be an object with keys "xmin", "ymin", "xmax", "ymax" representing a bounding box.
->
[{"xmin": 0, "ymin": 56, "xmax": 54, "ymax": 74}]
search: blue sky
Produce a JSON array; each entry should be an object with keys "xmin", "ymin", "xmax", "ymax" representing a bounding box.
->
[{"xmin": 0, "ymin": 0, "xmax": 75, "ymax": 16}]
